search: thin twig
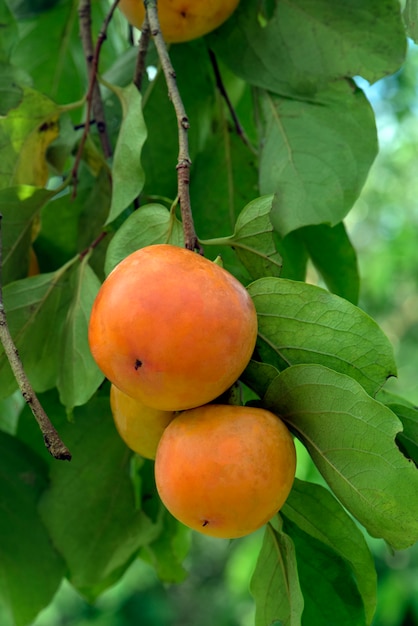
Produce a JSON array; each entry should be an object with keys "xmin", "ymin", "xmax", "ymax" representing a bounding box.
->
[
  {"xmin": 134, "ymin": 13, "xmax": 151, "ymax": 91},
  {"xmin": 0, "ymin": 216, "xmax": 71, "ymax": 461},
  {"xmin": 145, "ymin": 0, "xmax": 201, "ymax": 252},
  {"xmin": 73, "ymin": 0, "xmax": 120, "ymax": 193},
  {"xmin": 208, "ymin": 48, "xmax": 257, "ymax": 154}
]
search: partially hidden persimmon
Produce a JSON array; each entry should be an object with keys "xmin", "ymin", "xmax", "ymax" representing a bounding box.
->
[
  {"xmin": 88, "ymin": 244, "xmax": 257, "ymax": 411},
  {"xmin": 155, "ymin": 404, "xmax": 296, "ymax": 539},
  {"xmin": 118, "ymin": 0, "xmax": 240, "ymax": 44},
  {"xmin": 110, "ymin": 384, "xmax": 175, "ymax": 459}
]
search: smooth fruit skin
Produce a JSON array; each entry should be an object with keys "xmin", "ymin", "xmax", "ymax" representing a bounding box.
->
[
  {"xmin": 110, "ymin": 384, "xmax": 175, "ymax": 459},
  {"xmin": 118, "ymin": 0, "xmax": 240, "ymax": 44},
  {"xmin": 155, "ymin": 404, "xmax": 296, "ymax": 539},
  {"xmin": 88, "ymin": 244, "xmax": 257, "ymax": 411}
]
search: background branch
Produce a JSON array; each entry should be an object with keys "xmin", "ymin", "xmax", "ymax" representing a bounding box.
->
[
  {"xmin": 145, "ymin": 0, "xmax": 201, "ymax": 252},
  {"xmin": 134, "ymin": 13, "xmax": 151, "ymax": 91},
  {"xmin": 0, "ymin": 216, "xmax": 71, "ymax": 461}
]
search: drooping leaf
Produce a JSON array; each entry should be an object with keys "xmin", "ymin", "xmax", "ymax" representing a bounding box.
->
[
  {"xmin": 300, "ymin": 222, "xmax": 359, "ymax": 304},
  {"xmin": 201, "ymin": 195, "xmax": 282, "ymax": 280},
  {"xmin": 283, "ymin": 515, "xmax": 366, "ymax": 626},
  {"xmin": 265, "ymin": 364, "xmax": 418, "ymax": 549},
  {"xmin": 57, "ymin": 257, "xmax": 104, "ymax": 411},
  {"xmin": 247, "ymin": 277, "xmax": 396, "ymax": 396},
  {"xmin": 106, "ymin": 83, "xmax": 147, "ymax": 224},
  {"xmin": 209, "ymin": 0, "xmax": 406, "ymax": 94},
  {"xmin": 104, "ymin": 204, "xmax": 184, "ymax": 275},
  {"xmin": 0, "ymin": 86, "xmax": 59, "ymax": 188},
  {"xmin": 0, "ymin": 185, "xmax": 56, "ymax": 284},
  {"xmin": 257, "ymin": 82, "xmax": 378, "ymax": 237},
  {"xmin": 282, "ymin": 479, "xmax": 377, "ymax": 625},
  {"xmin": 39, "ymin": 396, "xmax": 163, "ymax": 591},
  {"xmin": 389, "ymin": 403, "xmax": 418, "ymax": 465},
  {"xmin": 250, "ymin": 521, "xmax": 304, "ymax": 626},
  {"xmin": 0, "ymin": 262, "xmax": 77, "ymax": 399},
  {"xmin": 0, "ymin": 432, "xmax": 65, "ymax": 626}
]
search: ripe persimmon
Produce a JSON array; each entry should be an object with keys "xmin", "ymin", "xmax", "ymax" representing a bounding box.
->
[
  {"xmin": 110, "ymin": 384, "xmax": 175, "ymax": 459},
  {"xmin": 88, "ymin": 244, "xmax": 257, "ymax": 411},
  {"xmin": 118, "ymin": 0, "xmax": 240, "ymax": 44},
  {"xmin": 155, "ymin": 404, "xmax": 296, "ymax": 539}
]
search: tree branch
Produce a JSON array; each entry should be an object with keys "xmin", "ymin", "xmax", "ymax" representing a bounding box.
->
[
  {"xmin": 145, "ymin": 0, "xmax": 201, "ymax": 252},
  {"xmin": 73, "ymin": 0, "xmax": 119, "ymax": 193},
  {"xmin": 0, "ymin": 215, "xmax": 71, "ymax": 461},
  {"xmin": 134, "ymin": 13, "xmax": 152, "ymax": 91}
]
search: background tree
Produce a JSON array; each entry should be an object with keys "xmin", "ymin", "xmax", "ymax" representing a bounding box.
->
[{"xmin": 1, "ymin": 0, "xmax": 418, "ymax": 625}]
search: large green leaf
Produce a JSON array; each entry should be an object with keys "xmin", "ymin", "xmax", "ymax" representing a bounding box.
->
[
  {"xmin": 0, "ymin": 432, "xmax": 65, "ymax": 626},
  {"xmin": 250, "ymin": 521, "xmax": 304, "ymax": 626},
  {"xmin": 282, "ymin": 479, "xmax": 376, "ymax": 625},
  {"xmin": 209, "ymin": 0, "xmax": 406, "ymax": 94},
  {"xmin": 265, "ymin": 364, "xmax": 418, "ymax": 549},
  {"xmin": 247, "ymin": 277, "xmax": 396, "ymax": 396},
  {"xmin": 200, "ymin": 195, "xmax": 282, "ymax": 280},
  {"xmin": 0, "ymin": 185, "xmax": 56, "ymax": 284},
  {"xmin": 104, "ymin": 204, "xmax": 184, "ymax": 275},
  {"xmin": 57, "ymin": 257, "xmax": 104, "ymax": 411},
  {"xmin": 0, "ymin": 263, "xmax": 76, "ymax": 399},
  {"xmin": 257, "ymin": 82, "xmax": 378, "ymax": 236},
  {"xmin": 39, "ymin": 396, "xmax": 163, "ymax": 591},
  {"xmin": 106, "ymin": 83, "xmax": 147, "ymax": 224}
]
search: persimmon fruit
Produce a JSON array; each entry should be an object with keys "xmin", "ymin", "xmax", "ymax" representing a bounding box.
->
[
  {"xmin": 88, "ymin": 244, "xmax": 257, "ymax": 411},
  {"xmin": 118, "ymin": 0, "xmax": 240, "ymax": 44},
  {"xmin": 110, "ymin": 384, "xmax": 175, "ymax": 459},
  {"xmin": 155, "ymin": 404, "xmax": 296, "ymax": 539}
]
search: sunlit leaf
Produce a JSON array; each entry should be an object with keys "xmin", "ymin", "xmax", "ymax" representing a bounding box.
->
[
  {"xmin": 265, "ymin": 364, "xmax": 418, "ymax": 549},
  {"xmin": 247, "ymin": 277, "xmax": 396, "ymax": 395}
]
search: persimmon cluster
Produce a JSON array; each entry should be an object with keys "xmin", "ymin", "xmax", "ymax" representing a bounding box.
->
[{"xmin": 89, "ymin": 244, "xmax": 296, "ymax": 538}]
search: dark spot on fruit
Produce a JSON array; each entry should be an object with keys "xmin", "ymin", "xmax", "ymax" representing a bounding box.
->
[
  {"xmin": 180, "ymin": 10, "xmax": 187, "ymax": 17},
  {"xmin": 134, "ymin": 359, "xmax": 142, "ymax": 370},
  {"xmin": 202, "ymin": 520, "xmax": 209, "ymax": 527}
]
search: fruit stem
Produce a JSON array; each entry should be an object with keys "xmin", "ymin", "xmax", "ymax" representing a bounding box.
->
[
  {"xmin": 0, "ymin": 215, "xmax": 72, "ymax": 461},
  {"xmin": 144, "ymin": 0, "xmax": 202, "ymax": 253}
]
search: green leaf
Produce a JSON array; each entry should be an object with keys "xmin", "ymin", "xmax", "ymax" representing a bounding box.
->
[
  {"xmin": 247, "ymin": 277, "xmax": 396, "ymax": 396},
  {"xmin": 106, "ymin": 83, "xmax": 147, "ymax": 224},
  {"xmin": 39, "ymin": 396, "xmax": 163, "ymax": 591},
  {"xmin": 242, "ymin": 359, "xmax": 280, "ymax": 399},
  {"xmin": 0, "ymin": 86, "xmax": 59, "ymax": 188},
  {"xmin": 0, "ymin": 263, "xmax": 76, "ymax": 399},
  {"xmin": 140, "ymin": 511, "xmax": 191, "ymax": 584},
  {"xmin": 209, "ymin": 0, "xmax": 406, "ymax": 94},
  {"xmin": 0, "ymin": 185, "xmax": 56, "ymax": 284},
  {"xmin": 201, "ymin": 195, "xmax": 283, "ymax": 280},
  {"xmin": 104, "ymin": 204, "xmax": 184, "ymax": 275},
  {"xmin": 282, "ymin": 479, "xmax": 376, "ymax": 625},
  {"xmin": 250, "ymin": 521, "xmax": 304, "ymax": 626},
  {"xmin": 300, "ymin": 222, "xmax": 359, "ymax": 304},
  {"xmin": 57, "ymin": 257, "xmax": 104, "ymax": 411},
  {"xmin": 283, "ymin": 515, "xmax": 366, "ymax": 626},
  {"xmin": 0, "ymin": 432, "xmax": 65, "ymax": 626},
  {"xmin": 265, "ymin": 364, "xmax": 418, "ymax": 549},
  {"xmin": 258, "ymin": 82, "xmax": 378, "ymax": 236},
  {"xmin": 389, "ymin": 403, "xmax": 418, "ymax": 465},
  {"xmin": 0, "ymin": 2, "xmax": 18, "ymax": 61},
  {"xmin": 0, "ymin": 63, "xmax": 25, "ymax": 115}
]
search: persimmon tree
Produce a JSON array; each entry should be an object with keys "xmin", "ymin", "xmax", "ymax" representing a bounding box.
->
[{"xmin": 1, "ymin": 0, "xmax": 418, "ymax": 625}]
